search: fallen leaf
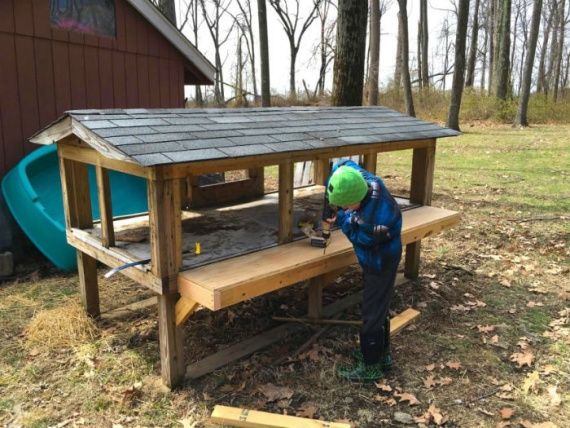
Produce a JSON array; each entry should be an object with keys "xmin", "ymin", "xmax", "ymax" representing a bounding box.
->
[
  {"xmin": 522, "ymin": 371, "xmax": 540, "ymax": 394},
  {"xmin": 510, "ymin": 351, "xmax": 534, "ymax": 368},
  {"xmin": 393, "ymin": 391, "xmax": 420, "ymax": 406},
  {"xmin": 374, "ymin": 395, "xmax": 396, "ymax": 406},
  {"xmin": 541, "ymin": 365, "xmax": 556, "ymax": 375},
  {"xmin": 496, "ymin": 422, "xmax": 511, "ymax": 428},
  {"xmin": 423, "ymin": 375, "xmax": 437, "ymax": 389},
  {"xmin": 519, "ymin": 421, "xmax": 534, "ymax": 428},
  {"xmin": 277, "ymin": 399, "xmax": 292, "ymax": 409},
  {"xmin": 477, "ymin": 325, "xmax": 497, "ymax": 333},
  {"xmin": 374, "ymin": 381, "xmax": 392, "ymax": 392},
  {"xmin": 296, "ymin": 404, "xmax": 317, "ymax": 418},
  {"xmin": 445, "ymin": 360, "xmax": 462, "ymax": 370},
  {"xmin": 500, "ymin": 279, "xmax": 512, "ymax": 288},
  {"xmin": 500, "ymin": 407, "xmax": 514, "ymax": 420},
  {"xmin": 414, "ymin": 404, "xmax": 448, "ymax": 426},
  {"xmin": 533, "ymin": 423, "xmax": 558, "ymax": 428},
  {"xmin": 258, "ymin": 384, "xmax": 293, "ymax": 402},
  {"xmin": 425, "ymin": 363, "xmax": 436, "ymax": 371},
  {"xmin": 491, "ymin": 335, "xmax": 500, "ymax": 343},
  {"xmin": 547, "ymin": 385, "xmax": 561, "ymax": 407},
  {"xmin": 438, "ymin": 377, "xmax": 453, "ymax": 386}
]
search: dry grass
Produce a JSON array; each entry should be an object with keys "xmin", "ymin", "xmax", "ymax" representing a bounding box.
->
[{"xmin": 24, "ymin": 299, "xmax": 99, "ymax": 350}]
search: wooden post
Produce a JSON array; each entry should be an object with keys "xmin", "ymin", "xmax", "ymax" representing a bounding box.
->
[
  {"xmin": 363, "ymin": 152, "xmax": 377, "ymax": 174},
  {"xmin": 278, "ymin": 161, "xmax": 294, "ymax": 244},
  {"xmin": 405, "ymin": 141, "xmax": 436, "ymax": 279},
  {"xmin": 248, "ymin": 167, "xmax": 265, "ymax": 197},
  {"xmin": 313, "ymin": 158, "xmax": 330, "ymax": 186},
  {"xmin": 58, "ymin": 153, "xmax": 100, "ymax": 317},
  {"xmin": 95, "ymin": 165, "xmax": 115, "ymax": 248},
  {"xmin": 147, "ymin": 177, "xmax": 185, "ymax": 388},
  {"xmin": 307, "ymin": 276, "xmax": 324, "ymax": 319}
]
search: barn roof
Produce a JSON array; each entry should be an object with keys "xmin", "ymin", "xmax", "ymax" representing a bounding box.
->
[
  {"xmin": 30, "ymin": 107, "xmax": 460, "ymax": 166},
  {"xmin": 128, "ymin": 0, "xmax": 215, "ymax": 83}
]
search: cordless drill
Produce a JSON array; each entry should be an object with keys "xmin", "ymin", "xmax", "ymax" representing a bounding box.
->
[{"xmin": 310, "ymin": 194, "xmax": 336, "ymax": 248}]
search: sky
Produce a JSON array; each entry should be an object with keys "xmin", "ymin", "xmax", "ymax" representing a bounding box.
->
[{"xmin": 177, "ymin": 1, "xmax": 455, "ymax": 98}]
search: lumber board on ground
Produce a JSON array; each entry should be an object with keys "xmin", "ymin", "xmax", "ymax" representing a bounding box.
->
[
  {"xmin": 100, "ymin": 297, "xmax": 158, "ymax": 321},
  {"xmin": 179, "ymin": 206, "xmax": 459, "ymax": 310},
  {"xmin": 210, "ymin": 405, "xmax": 352, "ymax": 428}
]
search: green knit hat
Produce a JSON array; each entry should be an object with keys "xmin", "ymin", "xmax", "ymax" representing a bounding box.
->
[{"xmin": 327, "ymin": 166, "xmax": 369, "ymax": 207}]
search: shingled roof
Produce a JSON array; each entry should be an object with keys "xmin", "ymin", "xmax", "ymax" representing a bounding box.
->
[{"xmin": 30, "ymin": 107, "xmax": 460, "ymax": 166}]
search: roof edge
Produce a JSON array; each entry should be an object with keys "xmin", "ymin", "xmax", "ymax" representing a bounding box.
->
[{"xmin": 127, "ymin": 0, "xmax": 216, "ymax": 84}]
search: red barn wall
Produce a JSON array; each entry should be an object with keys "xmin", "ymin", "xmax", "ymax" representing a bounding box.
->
[{"xmin": 0, "ymin": 0, "xmax": 190, "ymax": 177}]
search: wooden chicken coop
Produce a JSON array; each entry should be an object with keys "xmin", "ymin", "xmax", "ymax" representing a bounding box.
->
[{"xmin": 30, "ymin": 106, "xmax": 460, "ymax": 388}]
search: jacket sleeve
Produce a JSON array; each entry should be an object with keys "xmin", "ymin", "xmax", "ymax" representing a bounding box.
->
[{"xmin": 339, "ymin": 214, "xmax": 378, "ymax": 248}]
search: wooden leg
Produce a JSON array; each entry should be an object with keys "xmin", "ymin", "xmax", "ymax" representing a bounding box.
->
[
  {"xmin": 77, "ymin": 251, "xmax": 100, "ymax": 318},
  {"xmin": 175, "ymin": 297, "xmax": 199, "ymax": 326},
  {"xmin": 404, "ymin": 242, "xmax": 421, "ymax": 279},
  {"xmin": 158, "ymin": 294, "xmax": 185, "ymax": 388},
  {"xmin": 307, "ymin": 276, "xmax": 324, "ymax": 319}
]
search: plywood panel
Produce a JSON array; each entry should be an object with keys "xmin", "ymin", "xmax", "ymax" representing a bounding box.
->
[
  {"xmin": 137, "ymin": 55, "xmax": 150, "ymax": 107},
  {"xmin": 169, "ymin": 61, "xmax": 179, "ymax": 107},
  {"xmin": 13, "ymin": 0, "xmax": 33, "ymax": 36},
  {"xmin": 112, "ymin": 51, "xmax": 127, "ymax": 107},
  {"xmin": 136, "ymin": 14, "xmax": 148, "ymax": 55},
  {"xmin": 125, "ymin": 53, "xmax": 139, "ymax": 107},
  {"xmin": 15, "ymin": 35, "xmax": 39, "ymax": 152},
  {"xmin": 0, "ymin": 0, "xmax": 15, "ymax": 33},
  {"xmin": 99, "ymin": 49, "xmax": 115, "ymax": 107},
  {"xmin": 0, "ymin": 34, "xmax": 24, "ymax": 170},
  {"xmin": 52, "ymin": 41, "xmax": 72, "ymax": 113},
  {"xmin": 84, "ymin": 46, "xmax": 101, "ymax": 108},
  {"xmin": 69, "ymin": 44, "xmax": 87, "ymax": 108},
  {"xmin": 148, "ymin": 57, "xmax": 161, "ymax": 107},
  {"xmin": 125, "ymin": 4, "xmax": 137, "ymax": 53},
  {"xmin": 159, "ymin": 58, "xmax": 171, "ymax": 107},
  {"xmin": 34, "ymin": 38, "xmax": 57, "ymax": 126},
  {"xmin": 114, "ymin": 0, "xmax": 127, "ymax": 51},
  {"xmin": 31, "ymin": 0, "xmax": 51, "ymax": 39},
  {"xmin": 0, "ymin": 108, "xmax": 5, "ymax": 175}
]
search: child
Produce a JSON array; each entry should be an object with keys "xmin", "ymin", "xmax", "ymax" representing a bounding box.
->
[{"xmin": 323, "ymin": 159, "xmax": 402, "ymax": 381}]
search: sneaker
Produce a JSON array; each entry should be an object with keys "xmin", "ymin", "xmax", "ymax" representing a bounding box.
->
[
  {"xmin": 351, "ymin": 350, "xmax": 393, "ymax": 372},
  {"xmin": 336, "ymin": 361, "xmax": 383, "ymax": 382}
]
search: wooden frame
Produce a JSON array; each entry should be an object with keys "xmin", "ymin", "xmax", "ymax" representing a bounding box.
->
[{"xmin": 53, "ymin": 129, "xmax": 450, "ymax": 388}]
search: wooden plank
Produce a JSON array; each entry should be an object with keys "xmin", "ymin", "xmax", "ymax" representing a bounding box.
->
[
  {"xmin": 178, "ymin": 206, "xmax": 460, "ymax": 310},
  {"xmin": 210, "ymin": 406, "xmax": 352, "ymax": 428},
  {"xmin": 0, "ymin": 0, "xmax": 15, "ymax": 33},
  {"xmin": 186, "ymin": 290, "xmax": 364, "ymax": 379},
  {"xmin": 33, "ymin": 39, "xmax": 57, "ymax": 126},
  {"xmin": 248, "ymin": 167, "xmax": 265, "ymax": 196},
  {"xmin": 175, "ymin": 297, "xmax": 199, "ymax": 326},
  {"xmin": 112, "ymin": 51, "xmax": 127, "ymax": 107},
  {"xmin": 158, "ymin": 293, "xmax": 185, "ymax": 389},
  {"xmin": 363, "ymin": 151, "xmax": 377, "ymax": 174},
  {"xmin": 190, "ymin": 178, "xmax": 265, "ymax": 209},
  {"xmin": 95, "ymin": 166, "xmax": 115, "ymax": 248},
  {"xmin": 405, "ymin": 142, "xmax": 436, "ymax": 279},
  {"xmin": 278, "ymin": 161, "xmax": 294, "ymax": 244},
  {"xmin": 15, "ymin": 35, "xmax": 40, "ymax": 147},
  {"xmin": 29, "ymin": 117, "xmax": 72, "ymax": 146},
  {"xmin": 13, "ymin": 0, "xmax": 33, "ymax": 36},
  {"xmin": 137, "ymin": 55, "xmax": 150, "ymax": 107},
  {"xmin": 77, "ymin": 251, "xmax": 100, "ymax": 318},
  {"xmin": 52, "ymin": 41, "xmax": 72, "ymax": 114},
  {"xmin": 307, "ymin": 276, "xmax": 324, "ymax": 319},
  {"xmin": 31, "ymin": 0, "xmax": 51, "ymax": 39},
  {"xmin": 148, "ymin": 56, "xmax": 161, "ymax": 107},
  {"xmin": 84, "ymin": 46, "xmax": 101, "ymax": 108},
  {"xmin": 100, "ymin": 297, "xmax": 158, "ymax": 321},
  {"xmin": 125, "ymin": 52, "xmax": 139, "ymax": 107},
  {"xmin": 147, "ymin": 179, "xmax": 182, "ymax": 293},
  {"xmin": 69, "ymin": 44, "xmax": 87, "ymax": 108},
  {"xmin": 390, "ymin": 308, "xmax": 421, "ymax": 335},
  {"xmin": 99, "ymin": 48, "xmax": 115, "ymax": 107}
]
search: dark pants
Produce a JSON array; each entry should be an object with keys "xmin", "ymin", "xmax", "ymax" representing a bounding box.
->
[{"xmin": 360, "ymin": 249, "xmax": 401, "ymax": 365}]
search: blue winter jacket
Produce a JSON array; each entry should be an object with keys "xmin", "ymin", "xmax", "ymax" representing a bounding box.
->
[{"xmin": 328, "ymin": 160, "xmax": 402, "ymax": 273}]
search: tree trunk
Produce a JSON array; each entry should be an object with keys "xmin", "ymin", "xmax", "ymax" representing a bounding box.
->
[
  {"xmin": 157, "ymin": 0, "xmax": 176, "ymax": 25},
  {"xmin": 417, "ymin": 20, "xmax": 422, "ymax": 89},
  {"xmin": 368, "ymin": 0, "xmax": 380, "ymax": 105},
  {"xmin": 258, "ymin": 0, "xmax": 271, "ymax": 106},
  {"xmin": 420, "ymin": 0, "xmax": 429, "ymax": 87},
  {"xmin": 394, "ymin": 13, "xmax": 402, "ymax": 88},
  {"xmin": 514, "ymin": 0, "xmax": 543, "ymax": 126},
  {"xmin": 446, "ymin": 0, "xmax": 470, "ymax": 131},
  {"xmin": 488, "ymin": 0, "xmax": 497, "ymax": 94},
  {"xmin": 289, "ymin": 45, "xmax": 298, "ymax": 98},
  {"xmin": 332, "ymin": 0, "xmax": 368, "ymax": 106},
  {"xmin": 397, "ymin": 0, "xmax": 415, "ymax": 116},
  {"xmin": 480, "ymin": 9, "xmax": 489, "ymax": 91},
  {"xmin": 466, "ymin": 0, "xmax": 480, "ymax": 87},
  {"xmin": 493, "ymin": 0, "xmax": 511, "ymax": 100},
  {"xmin": 537, "ymin": 4, "xmax": 554, "ymax": 94},
  {"xmin": 553, "ymin": 0, "xmax": 566, "ymax": 101}
]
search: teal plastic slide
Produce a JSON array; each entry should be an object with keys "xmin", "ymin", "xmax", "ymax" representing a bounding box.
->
[{"xmin": 1, "ymin": 145, "xmax": 148, "ymax": 271}]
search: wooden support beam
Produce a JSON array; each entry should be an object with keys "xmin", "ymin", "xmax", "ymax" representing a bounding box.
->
[
  {"xmin": 147, "ymin": 178, "xmax": 185, "ymax": 388},
  {"xmin": 405, "ymin": 142, "xmax": 436, "ymax": 279},
  {"xmin": 210, "ymin": 405, "xmax": 352, "ymax": 428},
  {"xmin": 313, "ymin": 158, "xmax": 330, "ymax": 186},
  {"xmin": 95, "ymin": 165, "xmax": 115, "ymax": 248},
  {"xmin": 307, "ymin": 276, "xmax": 324, "ymax": 319},
  {"xmin": 59, "ymin": 153, "xmax": 100, "ymax": 318},
  {"xmin": 175, "ymin": 297, "xmax": 199, "ymax": 326},
  {"xmin": 363, "ymin": 152, "xmax": 377, "ymax": 174},
  {"xmin": 248, "ymin": 167, "xmax": 265, "ymax": 196},
  {"xmin": 278, "ymin": 161, "xmax": 294, "ymax": 244}
]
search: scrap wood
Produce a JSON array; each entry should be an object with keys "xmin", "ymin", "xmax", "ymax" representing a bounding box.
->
[
  {"xmin": 210, "ymin": 405, "xmax": 352, "ymax": 428},
  {"xmin": 272, "ymin": 316, "xmax": 361, "ymax": 326}
]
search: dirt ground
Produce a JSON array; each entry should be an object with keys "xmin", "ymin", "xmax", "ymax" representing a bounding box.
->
[{"xmin": 0, "ymin": 124, "xmax": 569, "ymax": 427}]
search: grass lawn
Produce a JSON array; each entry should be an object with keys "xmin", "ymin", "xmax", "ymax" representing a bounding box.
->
[{"xmin": 0, "ymin": 123, "xmax": 568, "ymax": 427}]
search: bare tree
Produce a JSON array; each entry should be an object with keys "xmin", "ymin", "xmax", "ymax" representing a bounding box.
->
[
  {"xmin": 420, "ymin": 0, "xmax": 429, "ymax": 87},
  {"xmin": 314, "ymin": 0, "xmax": 336, "ymax": 97},
  {"xmin": 552, "ymin": 0, "xmax": 567, "ymax": 101},
  {"xmin": 268, "ymin": 0, "xmax": 322, "ymax": 98},
  {"xmin": 514, "ymin": 0, "xmax": 543, "ymax": 126},
  {"xmin": 199, "ymin": 0, "xmax": 234, "ymax": 104},
  {"xmin": 258, "ymin": 0, "xmax": 271, "ymax": 106},
  {"xmin": 331, "ymin": 0, "xmax": 368, "ymax": 105},
  {"xmin": 368, "ymin": 0, "xmax": 390, "ymax": 104},
  {"xmin": 480, "ymin": 1, "xmax": 490, "ymax": 90},
  {"xmin": 179, "ymin": 0, "xmax": 204, "ymax": 104},
  {"xmin": 493, "ymin": 0, "xmax": 512, "ymax": 99},
  {"xmin": 393, "ymin": 13, "xmax": 403, "ymax": 88},
  {"xmin": 153, "ymin": 0, "xmax": 176, "ymax": 24},
  {"xmin": 447, "ymin": 0, "xmax": 470, "ymax": 131},
  {"xmin": 465, "ymin": 0, "xmax": 481, "ymax": 87},
  {"xmin": 231, "ymin": 0, "xmax": 259, "ymax": 100},
  {"xmin": 397, "ymin": 0, "xmax": 415, "ymax": 116},
  {"xmin": 536, "ymin": 1, "xmax": 555, "ymax": 93}
]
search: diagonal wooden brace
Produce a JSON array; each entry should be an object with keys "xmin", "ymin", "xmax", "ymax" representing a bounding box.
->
[{"xmin": 175, "ymin": 296, "xmax": 199, "ymax": 326}]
